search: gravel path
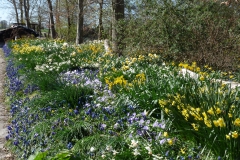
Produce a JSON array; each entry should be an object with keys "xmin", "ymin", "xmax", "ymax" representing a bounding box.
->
[{"xmin": 0, "ymin": 43, "xmax": 14, "ymax": 159}]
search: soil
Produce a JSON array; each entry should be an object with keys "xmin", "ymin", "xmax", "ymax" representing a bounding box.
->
[{"xmin": 0, "ymin": 43, "xmax": 14, "ymax": 159}]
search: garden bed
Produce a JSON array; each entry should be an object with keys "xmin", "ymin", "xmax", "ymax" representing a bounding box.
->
[{"xmin": 3, "ymin": 39, "xmax": 240, "ymax": 160}]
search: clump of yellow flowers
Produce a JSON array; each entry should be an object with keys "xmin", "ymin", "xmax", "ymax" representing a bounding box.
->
[
  {"xmin": 158, "ymin": 72, "xmax": 240, "ymax": 159},
  {"xmin": 12, "ymin": 43, "xmax": 43, "ymax": 54},
  {"xmin": 104, "ymin": 73, "xmax": 146, "ymax": 90},
  {"xmin": 213, "ymin": 117, "xmax": 226, "ymax": 128},
  {"xmin": 179, "ymin": 62, "xmax": 201, "ymax": 73},
  {"xmin": 158, "ymin": 94, "xmax": 237, "ymax": 131},
  {"xmin": 226, "ymin": 131, "xmax": 239, "ymax": 139},
  {"xmin": 105, "ymin": 75, "xmax": 128, "ymax": 90}
]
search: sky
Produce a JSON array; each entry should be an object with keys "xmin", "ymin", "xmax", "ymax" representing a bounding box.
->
[{"xmin": 0, "ymin": 1, "xmax": 14, "ymax": 23}]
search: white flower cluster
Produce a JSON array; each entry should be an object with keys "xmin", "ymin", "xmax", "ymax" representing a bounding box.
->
[{"xmin": 35, "ymin": 61, "xmax": 70, "ymax": 72}]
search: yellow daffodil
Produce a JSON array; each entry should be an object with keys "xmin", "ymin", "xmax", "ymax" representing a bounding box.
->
[
  {"xmin": 168, "ymin": 139, "xmax": 173, "ymax": 145},
  {"xmin": 207, "ymin": 108, "xmax": 214, "ymax": 115},
  {"xmin": 182, "ymin": 109, "xmax": 189, "ymax": 120},
  {"xmin": 192, "ymin": 62, "xmax": 197, "ymax": 67},
  {"xmin": 188, "ymin": 66, "xmax": 194, "ymax": 71},
  {"xmin": 178, "ymin": 63, "xmax": 184, "ymax": 67},
  {"xmin": 191, "ymin": 123, "xmax": 199, "ymax": 131},
  {"xmin": 180, "ymin": 148, "xmax": 186, "ymax": 154},
  {"xmin": 182, "ymin": 63, "xmax": 189, "ymax": 69},
  {"xmin": 134, "ymin": 73, "xmax": 146, "ymax": 85},
  {"xmin": 114, "ymin": 76, "xmax": 127, "ymax": 86},
  {"xmin": 213, "ymin": 120, "xmax": 219, "ymax": 127},
  {"xmin": 234, "ymin": 118, "xmax": 240, "ymax": 127},
  {"xmin": 164, "ymin": 108, "xmax": 170, "ymax": 114},
  {"xmin": 199, "ymin": 76, "xmax": 205, "ymax": 81},
  {"xmin": 226, "ymin": 134, "xmax": 231, "ymax": 140},
  {"xmin": 218, "ymin": 118, "xmax": 226, "ymax": 127},
  {"xmin": 163, "ymin": 132, "xmax": 168, "ymax": 137},
  {"xmin": 122, "ymin": 65, "xmax": 129, "ymax": 71},
  {"xmin": 202, "ymin": 112, "xmax": 207, "ymax": 119},
  {"xmin": 196, "ymin": 67, "xmax": 201, "ymax": 72},
  {"xmin": 213, "ymin": 118, "xmax": 226, "ymax": 128},
  {"xmin": 215, "ymin": 107, "xmax": 221, "ymax": 114},
  {"xmin": 159, "ymin": 99, "xmax": 167, "ymax": 107},
  {"xmin": 204, "ymin": 119, "xmax": 212, "ymax": 128},
  {"xmin": 232, "ymin": 131, "xmax": 239, "ymax": 139}
]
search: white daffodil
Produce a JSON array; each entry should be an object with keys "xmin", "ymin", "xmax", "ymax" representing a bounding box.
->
[
  {"xmin": 129, "ymin": 139, "xmax": 138, "ymax": 148},
  {"xmin": 112, "ymin": 150, "xmax": 119, "ymax": 155},
  {"xmin": 106, "ymin": 145, "xmax": 112, "ymax": 151},
  {"xmin": 90, "ymin": 147, "xmax": 95, "ymax": 152},
  {"xmin": 145, "ymin": 145, "xmax": 152, "ymax": 155},
  {"xmin": 132, "ymin": 148, "xmax": 141, "ymax": 156}
]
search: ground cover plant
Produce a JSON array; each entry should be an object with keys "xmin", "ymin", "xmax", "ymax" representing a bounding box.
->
[
  {"xmin": 123, "ymin": 0, "xmax": 240, "ymax": 73},
  {"xmin": 3, "ymin": 38, "xmax": 240, "ymax": 160}
]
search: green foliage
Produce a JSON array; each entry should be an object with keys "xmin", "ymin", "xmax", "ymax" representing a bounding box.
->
[
  {"xmin": 159, "ymin": 73, "xmax": 240, "ymax": 159},
  {"xmin": 7, "ymin": 39, "xmax": 240, "ymax": 160},
  {"xmin": 29, "ymin": 72, "xmax": 61, "ymax": 91},
  {"xmin": 51, "ymin": 150, "xmax": 79, "ymax": 160},
  {"xmin": 28, "ymin": 151, "xmax": 47, "ymax": 160},
  {"xmin": 123, "ymin": 0, "xmax": 240, "ymax": 72},
  {"xmin": 57, "ymin": 25, "xmax": 77, "ymax": 42},
  {"xmin": 30, "ymin": 150, "xmax": 80, "ymax": 160}
]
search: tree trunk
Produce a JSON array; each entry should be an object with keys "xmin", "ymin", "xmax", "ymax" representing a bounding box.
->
[
  {"xmin": 23, "ymin": 0, "xmax": 30, "ymax": 27},
  {"xmin": 55, "ymin": 0, "xmax": 60, "ymax": 37},
  {"xmin": 112, "ymin": 0, "xmax": 124, "ymax": 56},
  {"xmin": 47, "ymin": 0, "xmax": 57, "ymax": 39},
  {"xmin": 12, "ymin": 0, "xmax": 19, "ymax": 24},
  {"xmin": 65, "ymin": 0, "xmax": 71, "ymax": 37},
  {"xmin": 76, "ymin": 0, "xmax": 84, "ymax": 44},
  {"xmin": 37, "ymin": 6, "xmax": 42, "ymax": 36},
  {"xmin": 98, "ymin": 0, "xmax": 104, "ymax": 40},
  {"xmin": 19, "ymin": 0, "xmax": 24, "ymax": 23}
]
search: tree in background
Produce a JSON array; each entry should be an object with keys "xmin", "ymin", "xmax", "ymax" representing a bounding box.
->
[
  {"xmin": 47, "ymin": 0, "xmax": 57, "ymax": 38},
  {"xmin": 76, "ymin": 0, "xmax": 84, "ymax": 44},
  {"xmin": 97, "ymin": 0, "xmax": 104, "ymax": 40},
  {"xmin": 60, "ymin": 0, "xmax": 76, "ymax": 40},
  {"xmin": 65, "ymin": 0, "xmax": 71, "ymax": 36},
  {"xmin": 19, "ymin": 0, "xmax": 24, "ymax": 23},
  {"xmin": 36, "ymin": 0, "xmax": 47, "ymax": 36},
  {"xmin": 23, "ymin": 0, "xmax": 30, "ymax": 27},
  {"xmin": 13, "ymin": 0, "xmax": 19, "ymax": 23},
  {"xmin": 0, "ymin": 20, "xmax": 8, "ymax": 29},
  {"xmin": 4, "ymin": 0, "xmax": 240, "ymax": 72},
  {"xmin": 6, "ymin": 0, "xmax": 39, "ymax": 25},
  {"xmin": 112, "ymin": 0, "xmax": 124, "ymax": 56},
  {"xmin": 55, "ymin": 0, "xmax": 60, "ymax": 36},
  {"xmin": 6, "ymin": 0, "xmax": 20, "ymax": 23}
]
